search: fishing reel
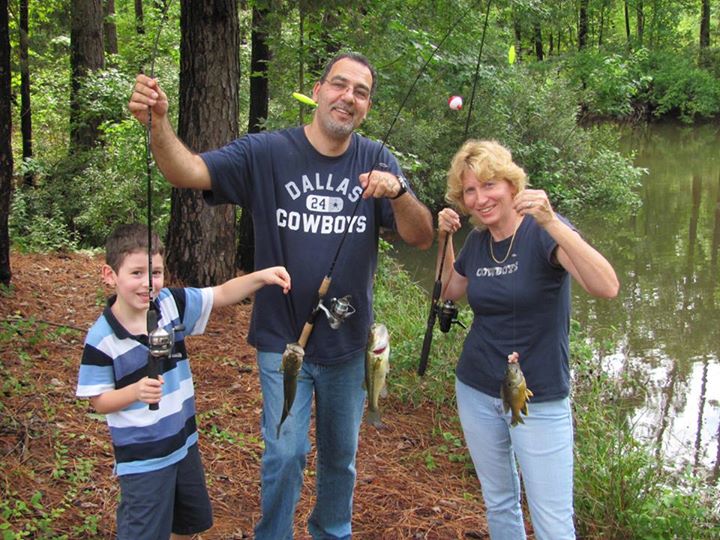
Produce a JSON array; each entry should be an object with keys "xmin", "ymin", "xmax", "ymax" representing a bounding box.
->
[
  {"xmin": 436, "ymin": 300, "xmax": 466, "ymax": 333},
  {"xmin": 148, "ymin": 324, "xmax": 175, "ymax": 359},
  {"xmin": 317, "ymin": 295, "xmax": 356, "ymax": 330},
  {"xmin": 146, "ymin": 308, "xmax": 184, "ymax": 411}
]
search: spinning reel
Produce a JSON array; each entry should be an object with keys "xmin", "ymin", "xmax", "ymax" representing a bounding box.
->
[
  {"xmin": 317, "ymin": 295, "xmax": 356, "ymax": 330},
  {"xmin": 436, "ymin": 299, "xmax": 466, "ymax": 333},
  {"xmin": 146, "ymin": 308, "xmax": 184, "ymax": 411}
]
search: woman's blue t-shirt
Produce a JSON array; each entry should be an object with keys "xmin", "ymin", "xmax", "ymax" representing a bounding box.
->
[{"xmin": 454, "ymin": 215, "xmax": 573, "ymax": 401}]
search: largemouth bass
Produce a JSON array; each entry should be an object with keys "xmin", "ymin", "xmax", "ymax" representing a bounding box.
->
[
  {"xmin": 364, "ymin": 323, "xmax": 390, "ymax": 427},
  {"xmin": 277, "ymin": 342, "xmax": 304, "ymax": 437},
  {"xmin": 501, "ymin": 361, "xmax": 533, "ymax": 427}
]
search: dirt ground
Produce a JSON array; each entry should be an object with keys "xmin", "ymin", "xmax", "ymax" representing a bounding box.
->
[{"xmin": 0, "ymin": 251, "xmax": 502, "ymax": 539}]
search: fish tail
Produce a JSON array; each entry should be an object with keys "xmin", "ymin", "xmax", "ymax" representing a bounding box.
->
[
  {"xmin": 366, "ymin": 408, "xmax": 383, "ymax": 427},
  {"xmin": 277, "ymin": 408, "xmax": 290, "ymax": 438}
]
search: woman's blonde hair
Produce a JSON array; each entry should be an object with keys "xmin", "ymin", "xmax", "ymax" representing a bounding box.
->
[{"xmin": 445, "ymin": 140, "xmax": 527, "ymax": 227}]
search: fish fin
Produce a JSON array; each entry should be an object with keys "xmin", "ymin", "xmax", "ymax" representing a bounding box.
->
[
  {"xmin": 501, "ymin": 393, "xmax": 510, "ymax": 413},
  {"xmin": 380, "ymin": 385, "xmax": 388, "ymax": 399},
  {"xmin": 526, "ymin": 388, "xmax": 534, "ymax": 398}
]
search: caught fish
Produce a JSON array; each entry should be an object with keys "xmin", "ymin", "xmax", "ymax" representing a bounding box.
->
[
  {"xmin": 501, "ymin": 361, "xmax": 533, "ymax": 426},
  {"xmin": 277, "ymin": 342, "xmax": 304, "ymax": 437},
  {"xmin": 364, "ymin": 323, "xmax": 390, "ymax": 427}
]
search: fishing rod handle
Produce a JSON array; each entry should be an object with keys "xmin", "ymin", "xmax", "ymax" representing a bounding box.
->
[
  {"xmin": 298, "ymin": 322, "xmax": 313, "ymax": 349},
  {"xmin": 418, "ymin": 329, "xmax": 432, "ymax": 376},
  {"xmin": 417, "ymin": 309, "xmax": 437, "ymax": 376},
  {"xmin": 147, "ymin": 354, "xmax": 160, "ymax": 411}
]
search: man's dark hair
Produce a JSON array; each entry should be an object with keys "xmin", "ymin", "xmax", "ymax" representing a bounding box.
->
[
  {"xmin": 320, "ymin": 52, "xmax": 377, "ymax": 97},
  {"xmin": 105, "ymin": 223, "xmax": 164, "ymax": 272}
]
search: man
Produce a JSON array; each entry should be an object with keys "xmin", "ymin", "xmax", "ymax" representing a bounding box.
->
[{"xmin": 129, "ymin": 51, "xmax": 433, "ymax": 539}]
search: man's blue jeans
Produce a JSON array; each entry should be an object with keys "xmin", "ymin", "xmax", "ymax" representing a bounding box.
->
[
  {"xmin": 254, "ymin": 350, "xmax": 366, "ymax": 540},
  {"xmin": 456, "ymin": 378, "xmax": 576, "ymax": 540}
]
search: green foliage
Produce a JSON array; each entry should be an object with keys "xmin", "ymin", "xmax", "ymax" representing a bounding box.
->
[
  {"xmin": 10, "ymin": 121, "xmax": 170, "ymax": 251},
  {"xmin": 477, "ymin": 66, "xmax": 643, "ymax": 213},
  {"xmin": 9, "ymin": 186, "xmax": 79, "ymax": 252},
  {"xmin": 641, "ymin": 50, "xmax": 720, "ymax": 122},
  {"xmin": 565, "ymin": 48, "xmax": 652, "ymax": 118},
  {"xmin": 73, "ymin": 68, "xmax": 136, "ymax": 131}
]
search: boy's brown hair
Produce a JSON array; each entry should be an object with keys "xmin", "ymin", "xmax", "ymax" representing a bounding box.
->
[{"xmin": 105, "ymin": 223, "xmax": 164, "ymax": 272}]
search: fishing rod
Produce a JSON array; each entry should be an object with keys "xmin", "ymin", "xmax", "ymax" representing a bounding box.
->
[
  {"xmin": 144, "ymin": 0, "xmax": 180, "ymax": 411},
  {"xmin": 417, "ymin": 0, "xmax": 493, "ymax": 376},
  {"xmin": 289, "ymin": 0, "xmax": 484, "ymax": 355}
]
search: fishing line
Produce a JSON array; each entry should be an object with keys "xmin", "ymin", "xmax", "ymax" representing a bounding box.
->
[
  {"xmin": 418, "ymin": 0, "xmax": 492, "ymax": 375},
  {"xmin": 292, "ymin": 0, "xmax": 485, "ymax": 353},
  {"xmin": 144, "ymin": 0, "xmax": 174, "ymax": 315},
  {"xmin": 324, "ymin": 0, "xmax": 484, "ymax": 282}
]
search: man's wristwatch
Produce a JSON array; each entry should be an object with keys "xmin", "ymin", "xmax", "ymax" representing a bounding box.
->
[{"xmin": 391, "ymin": 175, "xmax": 408, "ymax": 199}]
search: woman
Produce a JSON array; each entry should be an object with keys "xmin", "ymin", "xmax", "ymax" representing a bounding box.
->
[{"xmin": 437, "ymin": 140, "xmax": 619, "ymax": 540}]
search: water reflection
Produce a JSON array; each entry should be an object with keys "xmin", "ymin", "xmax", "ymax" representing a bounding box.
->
[{"xmin": 391, "ymin": 122, "xmax": 720, "ymax": 479}]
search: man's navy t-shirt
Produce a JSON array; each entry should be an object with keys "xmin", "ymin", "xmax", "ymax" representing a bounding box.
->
[{"xmin": 201, "ymin": 127, "xmax": 400, "ymax": 364}]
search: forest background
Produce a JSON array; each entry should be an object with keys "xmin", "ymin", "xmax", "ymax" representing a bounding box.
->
[{"xmin": 1, "ymin": 0, "xmax": 719, "ymax": 538}]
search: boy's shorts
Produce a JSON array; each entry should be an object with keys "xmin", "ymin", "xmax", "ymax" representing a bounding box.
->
[{"xmin": 116, "ymin": 443, "xmax": 213, "ymax": 539}]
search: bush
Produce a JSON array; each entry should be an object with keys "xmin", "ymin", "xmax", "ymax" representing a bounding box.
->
[
  {"xmin": 480, "ymin": 67, "xmax": 643, "ymax": 214},
  {"xmin": 564, "ymin": 48, "xmax": 652, "ymax": 118},
  {"xmin": 642, "ymin": 50, "xmax": 720, "ymax": 122},
  {"xmin": 9, "ymin": 187, "xmax": 79, "ymax": 253}
]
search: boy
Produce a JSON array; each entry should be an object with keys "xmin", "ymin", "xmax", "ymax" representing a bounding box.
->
[{"xmin": 76, "ymin": 223, "xmax": 291, "ymax": 539}]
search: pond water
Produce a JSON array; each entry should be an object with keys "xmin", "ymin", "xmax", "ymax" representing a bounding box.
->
[{"xmin": 391, "ymin": 122, "xmax": 720, "ymax": 481}]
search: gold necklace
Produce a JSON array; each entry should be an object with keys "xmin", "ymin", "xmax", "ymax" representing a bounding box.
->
[{"xmin": 489, "ymin": 220, "xmax": 520, "ymax": 264}]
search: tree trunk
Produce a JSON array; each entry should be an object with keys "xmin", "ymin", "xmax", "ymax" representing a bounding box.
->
[
  {"xmin": 104, "ymin": 0, "xmax": 118, "ymax": 55},
  {"xmin": 166, "ymin": 0, "xmax": 239, "ymax": 286},
  {"xmin": 636, "ymin": 0, "xmax": 644, "ymax": 46},
  {"xmin": 135, "ymin": 0, "xmax": 145, "ymax": 34},
  {"xmin": 0, "ymin": 0, "xmax": 13, "ymax": 286},
  {"xmin": 70, "ymin": 0, "xmax": 105, "ymax": 153},
  {"xmin": 624, "ymin": 0, "xmax": 631, "ymax": 44},
  {"xmin": 237, "ymin": 2, "xmax": 273, "ymax": 273},
  {"xmin": 700, "ymin": 0, "xmax": 710, "ymax": 48},
  {"xmin": 533, "ymin": 21, "xmax": 543, "ymax": 61},
  {"xmin": 19, "ymin": 0, "xmax": 32, "ymax": 187},
  {"xmin": 248, "ymin": 4, "xmax": 270, "ymax": 134},
  {"xmin": 578, "ymin": 0, "xmax": 589, "ymax": 50},
  {"xmin": 298, "ymin": 5, "xmax": 305, "ymax": 125}
]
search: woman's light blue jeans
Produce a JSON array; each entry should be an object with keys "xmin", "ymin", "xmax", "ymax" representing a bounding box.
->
[
  {"xmin": 456, "ymin": 378, "xmax": 575, "ymax": 540},
  {"xmin": 254, "ymin": 350, "xmax": 366, "ymax": 540}
]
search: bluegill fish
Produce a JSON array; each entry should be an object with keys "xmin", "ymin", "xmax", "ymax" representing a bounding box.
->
[
  {"xmin": 277, "ymin": 342, "xmax": 304, "ymax": 438},
  {"xmin": 501, "ymin": 362, "xmax": 533, "ymax": 426},
  {"xmin": 364, "ymin": 323, "xmax": 390, "ymax": 427}
]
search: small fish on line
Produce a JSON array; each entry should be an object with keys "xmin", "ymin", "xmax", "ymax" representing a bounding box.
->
[
  {"xmin": 500, "ymin": 355, "xmax": 533, "ymax": 427},
  {"xmin": 363, "ymin": 323, "xmax": 390, "ymax": 427},
  {"xmin": 277, "ymin": 342, "xmax": 304, "ymax": 438}
]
